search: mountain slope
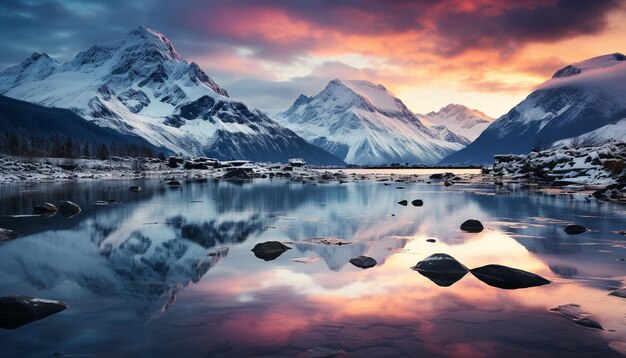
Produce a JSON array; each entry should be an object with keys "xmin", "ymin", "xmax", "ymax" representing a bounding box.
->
[
  {"xmin": 0, "ymin": 95, "xmax": 163, "ymax": 151},
  {"xmin": 420, "ymin": 104, "xmax": 494, "ymax": 144},
  {"xmin": 276, "ymin": 79, "xmax": 463, "ymax": 165},
  {"xmin": 0, "ymin": 26, "xmax": 344, "ymax": 165},
  {"xmin": 441, "ymin": 53, "xmax": 626, "ymax": 165},
  {"xmin": 553, "ymin": 118, "xmax": 626, "ymax": 147}
]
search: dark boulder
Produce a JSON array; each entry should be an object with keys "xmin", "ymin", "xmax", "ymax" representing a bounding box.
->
[
  {"xmin": 443, "ymin": 180, "xmax": 453, "ymax": 187},
  {"xmin": 563, "ymin": 225, "xmax": 587, "ymax": 235},
  {"xmin": 0, "ymin": 296, "xmax": 68, "ymax": 329},
  {"xmin": 32, "ymin": 202, "xmax": 58, "ymax": 215},
  {"xmin": 470, "ymin": 264, "xmax": 551, "ymax": 289},
  {"xmin": 411, "ymin": 199, "xmax": 423, "ymax": 207},
  {"xmin": 426, "ymin": 238, "xmax": 436, "ymax": 243},
  {"xmin": 58, "ymin": 201, "xmax": 81, "ymax": 216},
  {"xmin": 460, "ymin": 219, "xmax": 484, "ymax": 233},
  {"xmin": 609, "ymin": 288, "xmax": 626, "ymax": 299},
  {"xmin": 251, "ymin": 241, "xmax": 292, "ymax": 261},
  {"xmin": 184, "ymin": 161, "xmax": 208, "ymax": 170},
  {"xmin": 550, "ymin": 304, "xmax": 604, "ymax": 330},
  {"xmin": 129, "ymin": 186, "xmax": 143, "ymax": 192},
  {"xmin": 398, "ymin": 200, "xmax": 408, "ymax": 206},
  {"xmin": 0, "ymin": 228, "xmax": 19, "ymax": 244},
  {"xmin": 412, "ymin": 253, "xmax": 468, "ymax": 287},
  {"xmin": 349, "ymin": 256, "xmax": 377, "ymax": 269},
  {"xmin": 166, "ymin": 180, "xmax": 181, "ymax": 186},
  {"xmin": 223, "ymin": 168, "xmax": 252, "ymax": 179}
]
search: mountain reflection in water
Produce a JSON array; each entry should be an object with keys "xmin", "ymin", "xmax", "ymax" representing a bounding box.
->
[{"xmin": 0, "ymin": 179, "xmax": 624, "ymax": 357}]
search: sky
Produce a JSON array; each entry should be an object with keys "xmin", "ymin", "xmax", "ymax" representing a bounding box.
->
[{"xmin": 0, "ymin": 0, "xmax": 624, "ymax": 118}]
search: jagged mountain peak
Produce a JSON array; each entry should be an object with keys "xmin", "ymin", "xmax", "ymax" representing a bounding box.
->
[
  {"xmin": 276, "ymin": 79, "xmax": 462, "ymax": 165},
  {"xmin": 0, "ymin": 26, "xmax": 344, "ymax": 165},
  {"xmin": 425, "ymin": 103, "xmax": 493, "ymax": 126}
]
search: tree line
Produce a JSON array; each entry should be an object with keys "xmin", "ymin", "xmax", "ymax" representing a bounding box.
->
[{"xmin": 0, "ymin": 132, "xmax": 158, "ymax": 159}]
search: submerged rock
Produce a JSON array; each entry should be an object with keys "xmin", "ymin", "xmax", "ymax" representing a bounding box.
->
[
  {"xmin": 0, "ymin": 228, "xmax": 19, "ymax": 244},
  {"xmin": 251, "ymin": 241, "xmax": 292, "ymax": 261},
  {"xmin": 563, "ymin": 224, "xmax": 587, "ymax": 235},
  {"xmin": 609, "ymin": 288, "xmax": 626, "ymax": 299},
  {"xmin": 411, "ymin": 199, "xmax": 424, "ymax": 207},
  {"xmin": 297, "ymin": 347, "xmax": 349, "ymax": 358},
  {"xmin": 398, "ymin": 200, "xmax": 408, "ymax": 206},
  {"xmin": 460, "ymin": 219, "xmax": 484, "ymax": 233},
  {"xmin": 550, "ymin": 304, "xmax": 604, "ymax": 330},
  {"xmin": 166, "ymin": 180, "xmax": 181, "ymax": 186},
  {"xmin": 470, "ymin": 264, "xmax": 551, "ymax": 289},
  {"xmin": 58, "ymin": 201, "xmax": 81, "ymax": 216},
  {"xmin": 129, "ymin": 186, "xmax": 142, "ymax": 192},
  {"xmin": 412, "ymin": 253, "xmax": 468, "ymax": 287},
  {"xmin": 303, "ymin": 237, "xmax": 352, "ymax": 246},
  {"xmin": 0, "ymin": 296, "xmax": 68, "ymax": 329},
  {"xmin": 32, "ymin": 202, "xmax": 58, "ymax": 215},
  {"xmin": 349, "ymin": 256, "xmax": 377, "ymax": 269}
]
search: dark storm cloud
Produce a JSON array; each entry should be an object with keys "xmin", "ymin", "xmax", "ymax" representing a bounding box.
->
[
  {"xmin": 432, "ymin": 0, "xmax": 621, "ymax": 57},
  {"xmin": 0, "ymin": 0, "xmax": 621, "ymax": 68}
]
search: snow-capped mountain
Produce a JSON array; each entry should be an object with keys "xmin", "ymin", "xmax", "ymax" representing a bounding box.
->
[
  {"xmin": 441, "ymin": 53, "xmax": 626, "ymax": 164},
  {"xmin": 276, "ymin": 79, "xmax": 463, "ymax": 165},
  {"xmin": 419, "ymin": 104, "xmax": 494, "ymax": 145},
  {"xmin": 0, "ymin": 26, "xmax": 344, "ymax": 165}
]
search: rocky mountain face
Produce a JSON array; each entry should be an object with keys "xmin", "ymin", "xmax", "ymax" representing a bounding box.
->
[
  {"xmin": 441, "ymin": 53, "xmax": 626, "ymax": 165},
  {"xmin": 0, "ymin": 26, "xmax": 344, "ymax": 165},
  {"xmin": 276, "ymin": 79, "xmax": 463, "ymax": 165}
]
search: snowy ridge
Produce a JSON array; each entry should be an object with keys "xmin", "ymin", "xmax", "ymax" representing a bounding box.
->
[
  {"xmin": 0, "ymin": 26, "xmax": 343, "ymax": 165},
  {"xmin": 276, "ymin": 79, "xmax": 463, "ymax": 165},
  {"xmin": 553, "ymin": 118, "xmax": 626, "ymax": 148},
  {"xmin": 441, "ymin": 53, "xmax": 626, "ymax": 165},
  {"xmin": 420, "ymin": 104, "xmax": 494, "ymax": 143}
]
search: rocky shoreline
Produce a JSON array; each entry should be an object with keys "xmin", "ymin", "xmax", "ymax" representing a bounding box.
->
[{"xmin": 1, "ymin": 143, "xmax": 624, "ymax": 204}]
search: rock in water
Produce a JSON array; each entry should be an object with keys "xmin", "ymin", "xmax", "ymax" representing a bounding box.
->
[
  {"xmin": 460, "ymin": 219, "xmax": 484, "ymax": 233},
  {"xmin": 297, "ymin": 347, "xmax": 349, "ymax": 358},
  {"xmin": 0, "ymin": 228, "xmax": 19, "ymax": 244},
  {"xmin": 129, "ymin": 186, "xmax": 143, "ymax": 192},
  {"xmin": 398, "ymin": 200, "xmax": 408, "ymax": 206},
  {"xmin": 470, "ymin": 264, "xmax": 551, "ymax": 289},
  {"xmin": 609, "ymin": 288, "xmax": 626, "ymax": 298},
  {"xmin": 0, "ymin": 296, "xmax": 68, "ymax": 329},
  {"xmin": 32, "ymin": 202, "xmax": 58, "ymax": 215},
  {"xmin": 251, "ymin": 241, "xmax": 292, "ymax": 261},
  {"xmin": 223, "ymin": 168, "xmax": 251, "ymax": 179},
  {"xmin": 411, "ymin": 199, "xmax": 424, "ymax": 207},
  {"xmin": 58, "ymin": 201, "xmax": 81, "ymax": 216},
  {"xmin": 563, "ymin": 225, "xmax": 587, "ymax": 235},
  {"xmin": 550, "ymin": 304, "xmax": 604, "ymax": 330},
  {"xmin": 166, "ymin": 180, "xmax": 181, "ymax": 186},
  {"xmin": 412, "ymin": 253, "xmax": 468, "ymax": 287},
  {"xmin": 349, "ymin": 256, "xmax": 377, "ymax": 269}
]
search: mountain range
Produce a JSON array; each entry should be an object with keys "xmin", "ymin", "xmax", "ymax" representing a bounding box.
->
[
  {"xmin": 0, "ymin": 26, "xmax": 344, "ymax": 165},
  {"xmin": 0, "ymin": 25, "xmax": 623, "ymax": 166},
  {"xmin": 441, "ymin": 53, "xmax": 626, "ymax": 164},
  {"xmin": 276, "ymin": 79, "xmax": 468, "ymax": 165}
]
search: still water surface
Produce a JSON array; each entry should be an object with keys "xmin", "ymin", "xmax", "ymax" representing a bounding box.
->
[{"xmin": 0, "ymin": 179, "xmax": 624, "ymax": 357}]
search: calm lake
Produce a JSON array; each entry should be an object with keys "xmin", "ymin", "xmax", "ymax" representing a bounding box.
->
[{"xmin": 0, "ymin": 178, "xmax": 624, "ymax": 357}]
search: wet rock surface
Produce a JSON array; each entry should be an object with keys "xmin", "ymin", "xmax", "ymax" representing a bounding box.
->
[
  {"xmin": 412, "ymin": 253, "xmax": 468, "ymax": 287},
  {"xmin": 349, "ymin": 256, "xmax": 377, "ymax": 269},
  {"xmin": 550, "ymin": 304, "xmax": 604, "ymax": 330},
  {"xmin": 32, "ymin": 202, "xmax": 58, "ymax": 215},
  {"xmin": 0, "ymin": 228, "xmax": 19, "ymax": 244},
  {"xmin": 609, "ymin": 288, "xmax": 626, "ymax": 298},
  {"xmin": 58, "ymin": 201, "xmax": 81, "ymax": 216},
  {"xmin": 251, "ymin": 241, "xmax": 292, "ymax": 261},
  {"xmin": 411, "ymin": 199, "xmax": 423, "ymax": 207},
  {"xmin": 563, "ymin": 225, "xmax": 587, "ymax": 235},
  {"xmin": 397, "ymin": 200, "xmax": 408, "ymax": 206},
  {"xmin": 0, "ymin": 296, "xmax": 68, "ymax": 329},
  {"xmin": 129, "ymin": 185, "xmax": 142, "ymax": 192},
  {"xmin": 470, "ymin": 264, "xmax": 551, "ymax": 289},
  {"xmin": 460, "ymin": 219, "xmax": 484, "ymax": 233}
]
